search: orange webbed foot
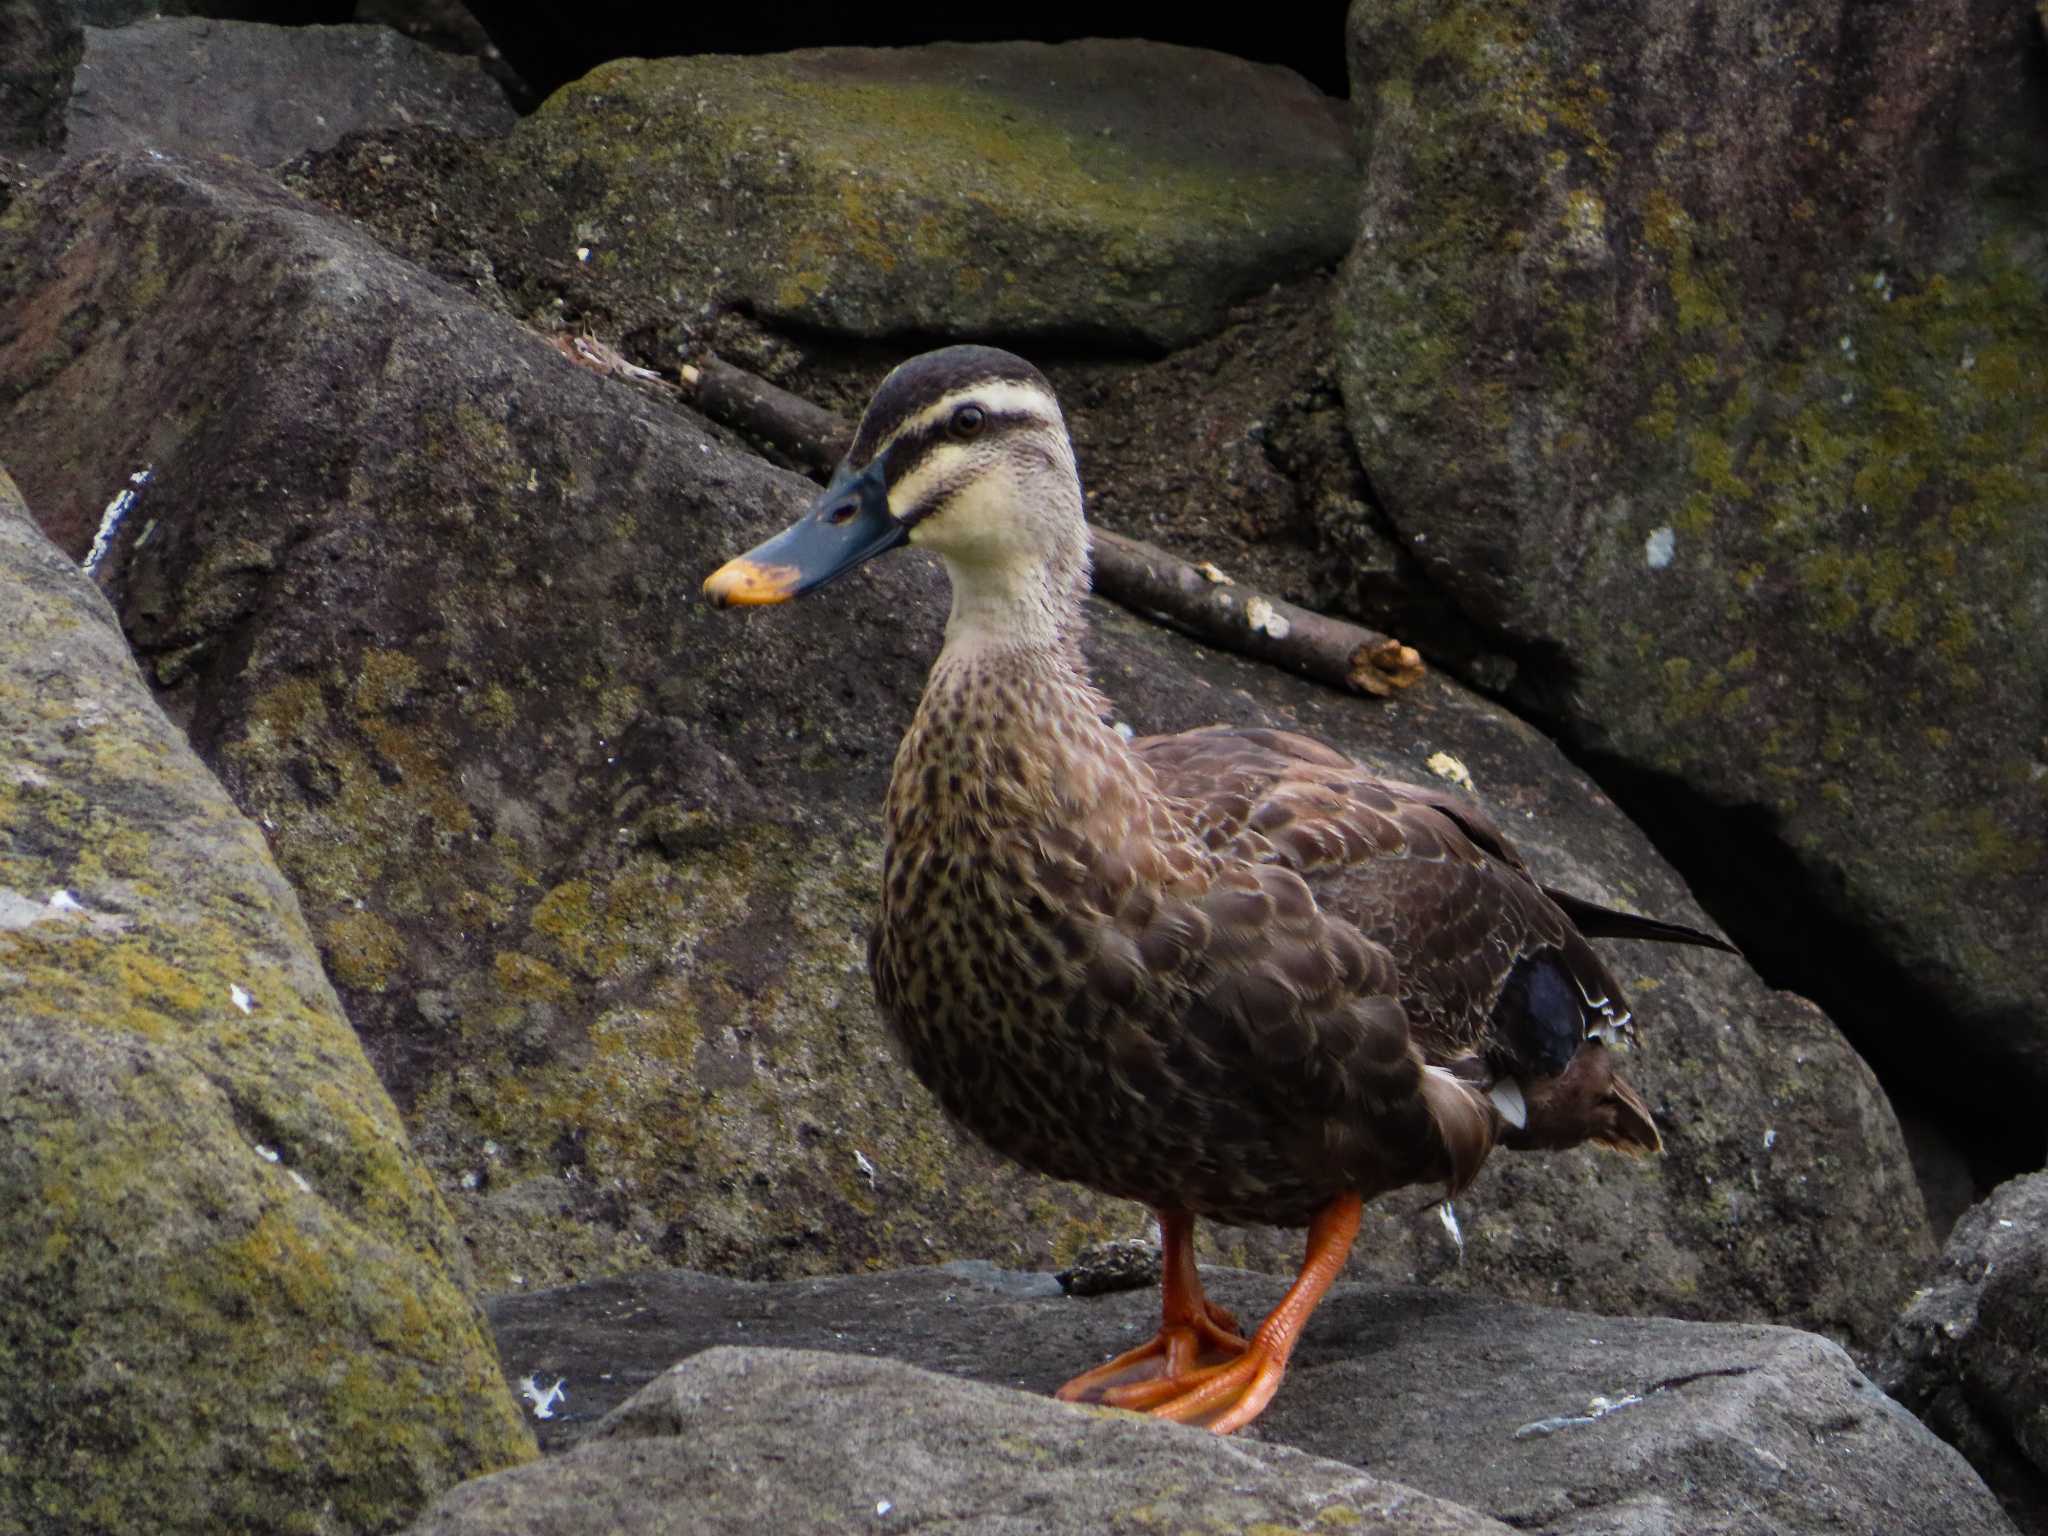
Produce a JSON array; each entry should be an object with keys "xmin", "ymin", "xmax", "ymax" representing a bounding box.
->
[
  {"xmin": 1056, "ymin": 1193, "xmax": 1362, "ymax": 1436},
  {"xmin": 1096, "ymin": 1331, "xmax": 1294, "ymax": 1433},
  {"xmin": 1054, "ymin": 1296, "xmax": 1247, "ymax": 1402}
]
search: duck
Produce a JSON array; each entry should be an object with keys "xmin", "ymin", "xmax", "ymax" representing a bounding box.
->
[{"xmin": 703, "ymin": 345, "xmax": 1736, "ymax": 1434}]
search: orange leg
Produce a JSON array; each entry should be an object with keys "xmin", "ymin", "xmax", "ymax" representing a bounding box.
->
[
  {"xmin": 1089, "ymin": 1191, "xmax": 1362, "ymax": 1435},
  {"xmin": 1055, "ymin": 1209, "xmax": 1248, "ymax": 1403}
]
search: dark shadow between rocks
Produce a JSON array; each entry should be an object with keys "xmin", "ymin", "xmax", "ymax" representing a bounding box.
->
[{"xmin": 1562, "ymin": 748, "xmax": 2042, "ymax": 1205}]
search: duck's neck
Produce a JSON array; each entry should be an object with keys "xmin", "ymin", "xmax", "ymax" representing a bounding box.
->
[
  {"xmin": 888, "ymin": 540, "xmax": 1153, "ymax": 846},
  {"xmin": 935, "ymin": 518, "xmax": 1091, "ymax": 663}
]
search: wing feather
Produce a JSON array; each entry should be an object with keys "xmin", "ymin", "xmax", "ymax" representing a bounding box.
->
[{"xmin": 1134, "ymin": 726, "xmax": 1697, "ymax": 1158}]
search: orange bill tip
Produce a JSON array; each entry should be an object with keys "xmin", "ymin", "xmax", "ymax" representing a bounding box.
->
[{"xmin": 703, "ymin": 557, "xmax": 801, "ymax": 608}]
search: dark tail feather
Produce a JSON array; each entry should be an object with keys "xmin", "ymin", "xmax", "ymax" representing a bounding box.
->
[{"xmin": 1543, "ymin": 888, "xmax": 1740, "ymax": 955}]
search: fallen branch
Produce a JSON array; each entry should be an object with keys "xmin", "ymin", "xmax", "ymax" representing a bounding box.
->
[
  {"xmin": 677, "ymin": 352, "xmax": 1424, "ymax": 698},
  {"xmin": 1088, "ymin": 528, "xmax": 1424, "ymax": 697},
  {"xmin": 679, "ymin": 357, "xmax": 845, "ymax": 474}
]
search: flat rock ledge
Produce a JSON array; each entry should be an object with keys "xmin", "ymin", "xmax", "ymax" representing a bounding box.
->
[{"xmin": 466, "ymin": 1264, "xmax": 2017, "ymax": 1536}]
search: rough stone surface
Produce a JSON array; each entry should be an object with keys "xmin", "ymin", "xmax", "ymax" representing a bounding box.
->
[
  {"xmin": 1335, "ymin": 0, "xmax": 2048, "ymax": 1139},
  {"xmin": 285, "ymin": 160, "xmax": 1495, "ymax": 675},
  {"xmin": 62, "ymin": 17, "xmax": 514, "ymax": 166},
  {"xmin": 1881, "ymin": 1173, "xmax": 2048, "ymax": 1534},
  {"xmin": 481, "ymin": 1265, "xmax": 2016, "ymax": 1536},
  {"xmin": 0, "ymin": 464, "xmax": 535, "ymax": 1533},
  {"xmin": 412, "ymin": 1345, "xmax": 1509, "ymax": 1536},
  {"xmin": 477, "ymin": 39, "xmax": 1357, "ymax": 349},
  {"xmin": 0, "ymin": 150, "xmax": 1934, "ymax": 1343}
]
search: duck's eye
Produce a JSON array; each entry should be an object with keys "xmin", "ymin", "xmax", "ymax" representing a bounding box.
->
[{"xmin": 950, "ymin": 404, "xmax": 986, "ymax": 439}]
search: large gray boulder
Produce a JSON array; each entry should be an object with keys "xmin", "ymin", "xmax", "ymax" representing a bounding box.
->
[
  {"xmin": 411, "ymin": 1346, "xmax": 1510, "ymax": 1536},
  {"xmin": 1882, "ymin": 1173, "xmax": 2048, "ymax": 1533},
  {"xmin": 1335, "ymin": 0, "xmax": 2048, "ymax": 1145},
  {"xmin": 2, "ymin": 12, "xmax": 511, "ymax": 184},
  {"xmin": 470, "ymin": 1264, "xmax": 2016, "ymax": 1536},
  {"xmin": 0, "ymin": 463, "xmax": 535, "ymax": 1533},
  {"xmin": 0, "ymin": 149, "xmax": 1933, "ymax": 1342},
  {"xmin": 61, "ymin": 17, "xmax": 515, "ymax": 166}
]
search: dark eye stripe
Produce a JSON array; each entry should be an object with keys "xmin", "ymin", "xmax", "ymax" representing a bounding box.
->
[
  {"xmin": 890, "ymin": 411, "xmax": 1050, "ymax": 528},
  {"xmin": 882, "ymin": 409, "xmax": 1039, "ymax": 485}
]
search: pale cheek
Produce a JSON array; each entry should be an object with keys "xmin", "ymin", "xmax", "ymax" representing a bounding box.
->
[{"xmin": 919, "ymin": 488, "xmax": 1020, "ymax": 564}]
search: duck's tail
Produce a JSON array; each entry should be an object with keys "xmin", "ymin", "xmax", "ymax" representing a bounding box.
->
[
  {"xmin": 1542, "ymin": 888, "xmax": 1740, "ymax": 955},
  {"xmin": 1597, "ymin": 1067, "xmax": 1663, "ymax": 1155}
]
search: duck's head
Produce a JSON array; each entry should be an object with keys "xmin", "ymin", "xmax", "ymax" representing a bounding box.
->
[{"xmin": 704, "ymin": 346, "xmax": 1088, "ymax": 643}]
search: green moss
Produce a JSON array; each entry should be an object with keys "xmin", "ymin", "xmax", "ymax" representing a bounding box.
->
[
  {"xmin": 468, "ymin": 681, "xmax": 519, "ymax": 730},
  {"xmin": 1636, "ymin": 380, "xmax": 1679, "ymax": 439},
  {"xmin": 593, "ymin": 682, "xmax": 644, "ymax": 738},
  {"xmin": 129, "ymin": 226, "xmax": 170, "ymax": 314},
  {"xmin": 243, "ymin": 675, "xmax": 327, "ymax": 744},
  {"xmin": 494, "ymin": 948, "xmax": 572, "ymax": 1001},
  {"xmin": 1643, "ymin": 188, "xmax": 1737, "ymax": 341},
  {"xmin": 1680, "ymin": 353, "xmax": 1721, "ymax": 391},
  {"xmin": 223, "ymin": 647, "xmax": 490, "ymax": 924},
  {"xmin": 350, "ymin": 647, "xmax": 422, "ymax": 715},
  {"xmin": 323, "ymin": 908, "xmax": 408, "ymax": 992},
  {"xmin": 1, "ymin": 927, "xmax": 217, "ymax": 1040},
  {"xmin": 1561, "ymin": 186, "xmax": 1607, "ymax": 245}
]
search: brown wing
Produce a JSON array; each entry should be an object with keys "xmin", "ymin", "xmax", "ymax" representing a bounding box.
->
[
  {"xmin": 1021, "ymin": 794, "xmax": 1493, "ymax": 1215},
  {"xmin": 1135, "ymin": 726, "xmax": 1700, "ymax": 1156},
  {"xmin": 1134, "ymin": 728, "xmax": 1565, "ymax": 1050}
]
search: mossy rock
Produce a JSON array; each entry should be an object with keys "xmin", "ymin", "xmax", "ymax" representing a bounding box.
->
[
  {"xmin": 1335, "ymin": 0, "xmax": 2048, "ymax": 1131},
  {"xmin": 483, "ymin": 39, "xmax": 1357, "ymax": 349},
  {"xmin": 0, "ymin": 465, "xmax": 534, "ymax": 1535}
]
